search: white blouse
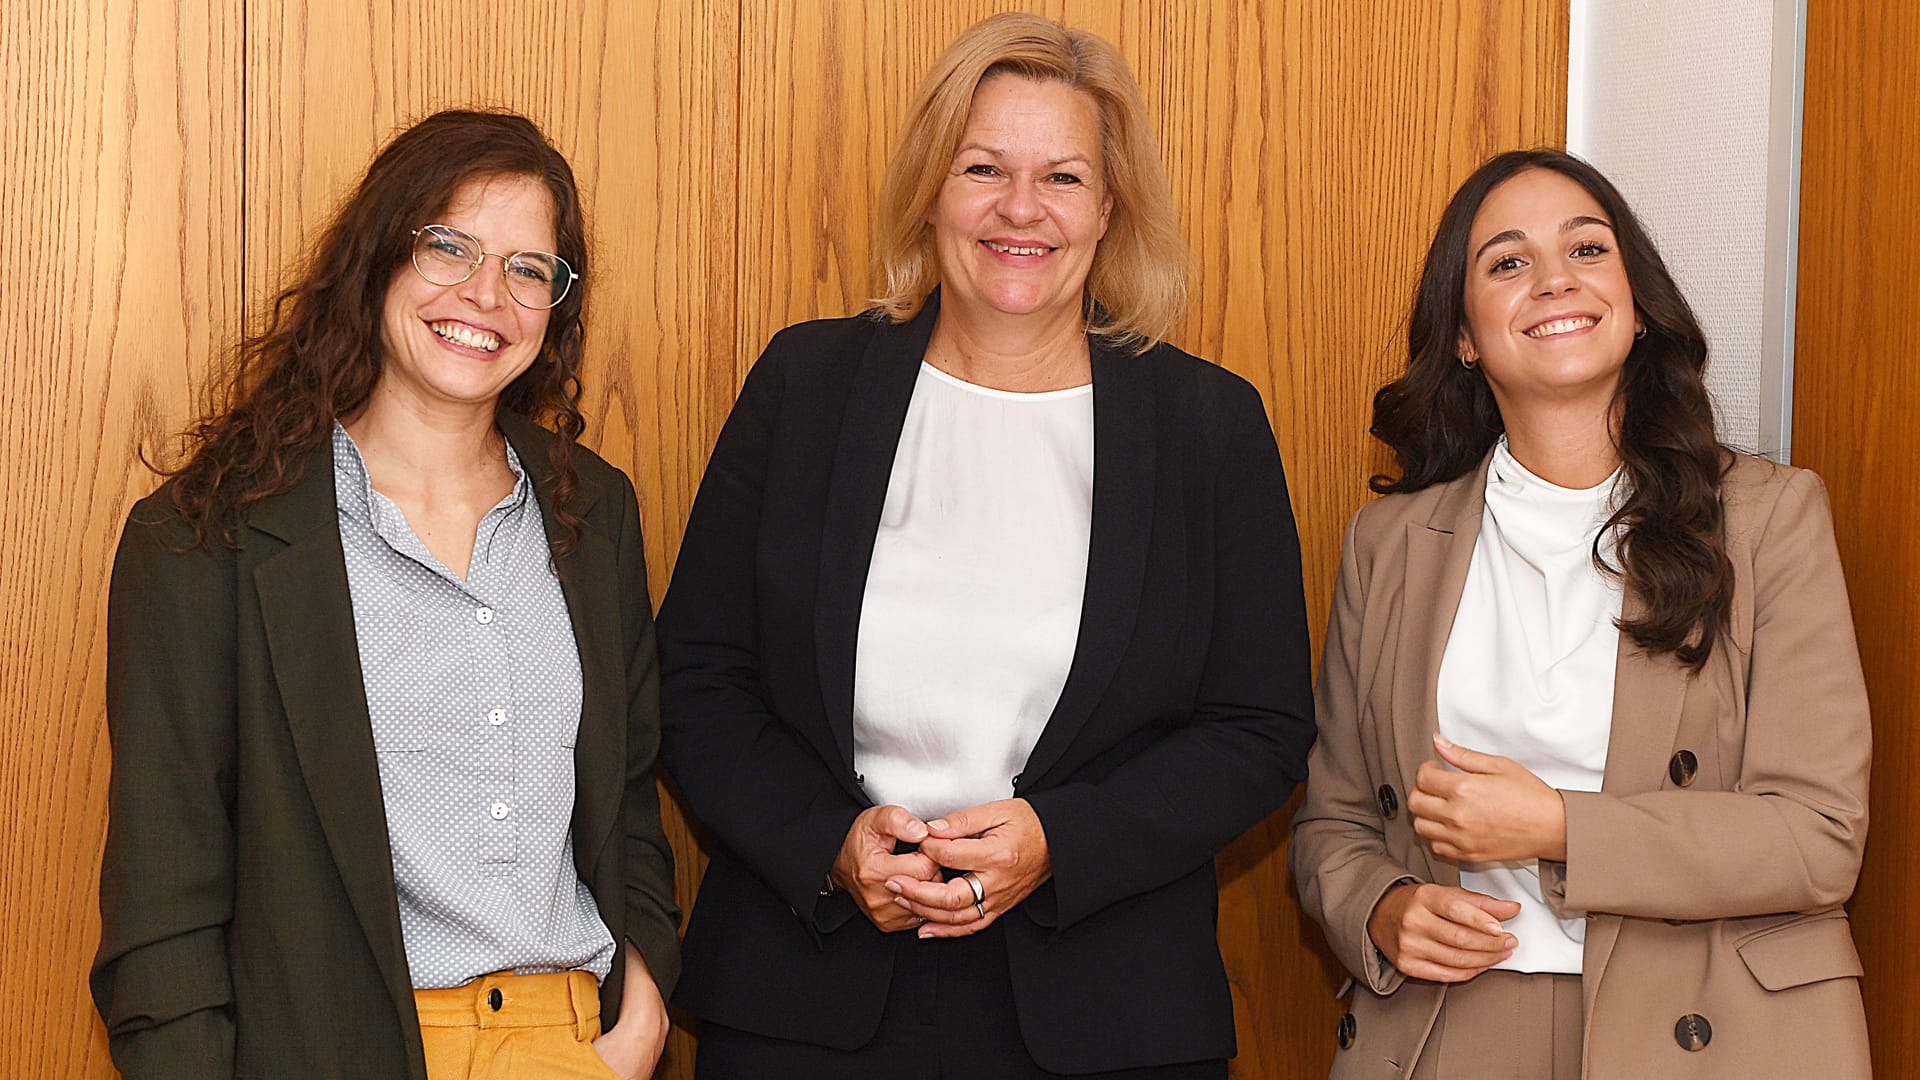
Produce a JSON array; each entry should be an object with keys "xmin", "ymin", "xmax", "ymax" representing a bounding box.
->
[
  {"xmin": 1436, "ymin": 438, "xmax": 1624, "ymax": 974},
  {"xmin": 852, "ymin": 362, "xmax": 1094, "ymax": 822}
]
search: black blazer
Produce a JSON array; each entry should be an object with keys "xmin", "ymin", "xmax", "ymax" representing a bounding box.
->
[
  {"xmin": 91, "ymin": 414, "xmax": 681, "ymax": 1079},
  {"xmin": 657, "ymin": 299, "xmax": 1316, "ymax": 1072}
]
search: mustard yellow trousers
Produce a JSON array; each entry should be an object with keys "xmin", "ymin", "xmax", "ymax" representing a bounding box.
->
[{"xmin": 415, "ymin": 969, "xmax": 620, "ymax": 1080}]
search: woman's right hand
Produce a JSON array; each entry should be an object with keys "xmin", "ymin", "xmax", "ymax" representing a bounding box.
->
[
  {"xmin": 1366, "ymin": 882, "xmax": 1520, "ymax": 982},
  {"xmin": 830, "ymin": 805, "xmax": 943, "ymax": 932}
]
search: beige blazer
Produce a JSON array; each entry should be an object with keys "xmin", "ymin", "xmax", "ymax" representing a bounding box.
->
[{"xmin": 1291, "ymin": 452, "xmax": 1871, "ymax": 1079}]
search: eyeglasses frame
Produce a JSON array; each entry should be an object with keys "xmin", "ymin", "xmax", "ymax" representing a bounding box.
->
[{"xmin": 409, "ymin": 225, "xmax": 580, "ymax": 310}]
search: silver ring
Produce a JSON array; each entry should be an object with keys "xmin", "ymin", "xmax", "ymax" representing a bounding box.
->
[
  {"xmin": 963, "ymin": 873, "xmax": 985, "ymax": 905},
  {"xmin": 974, "ymin": 901, "xmax": 987, "ymax": 920}
]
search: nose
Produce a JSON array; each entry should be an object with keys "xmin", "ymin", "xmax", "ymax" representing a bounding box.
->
[
  {"xmin": 457, "ymin": 253, "xmax": 510, "ymax": 310},
  {"xmin": 1534, "ymin": 253, "xmax": 1578, "ymax": 297},
  {"xmin": 996, "ymin": 178, "xmax": 1045, "ymax": 226}
]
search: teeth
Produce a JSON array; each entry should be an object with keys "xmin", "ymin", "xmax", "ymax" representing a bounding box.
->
[
  {"xmin": 431, "ymin": 321, "xmax": 501, "ymax": 352},
  {"xmin": 1527, "ymin": 316, "xmax": 1597, "ymax": 338},
  {"xmin": 984, "ymin": 240, "xmax": 1050, "ymax": 256}
]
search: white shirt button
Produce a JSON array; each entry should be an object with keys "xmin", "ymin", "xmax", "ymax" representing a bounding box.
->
[
  {"xmin": 489, "ymin": 802, "xmax": 510, "ymax": 820},
  {"xmin": 475, "ymin": 607, "xmax": 495, "ymax": 625},
  {"xmin": 487, "ymin": 707, "xmax": 507, "ymax": 726}
]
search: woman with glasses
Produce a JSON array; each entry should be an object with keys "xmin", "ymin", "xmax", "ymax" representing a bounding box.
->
[{"xmin": 91, "ymin": 109, "xmax": 679, "ymax": 1080}]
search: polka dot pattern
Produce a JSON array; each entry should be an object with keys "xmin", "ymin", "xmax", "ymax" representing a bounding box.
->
[{"xmin": 332, "ymin": 423, "xmax": 614, "ymax": 990}]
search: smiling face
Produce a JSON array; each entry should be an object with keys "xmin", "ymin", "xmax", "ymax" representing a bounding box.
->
[
  {"xmin": 1459, "ymin": 167, "xmax": 1641, "ymax": 414},
  {"xmin": 376, "ymin": 173, "xmax": 556, "ymax": 414},
  {"xmin": 929, "ymin": 73, "xmax": 1113, "ymax": 327}
]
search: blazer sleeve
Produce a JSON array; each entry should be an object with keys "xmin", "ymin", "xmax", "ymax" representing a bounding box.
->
[
  {"xmin": 1289, "ymin": 511, "xmax": 1423, "ymax": 995},
  {"xmin": 610, "ymin": 471, "xmax": 684, "ymax": 995},
  {"xmin": 1546, "ymin": 468, "xmax": 1871, "ymax": 919},
  {"xmin": 1024, "ymin": 376, "xmax": 1317, "ymax": 931},
  {"xmin": 656, "ymin": 347, "xmax": 866, "ymax": 925},
  {"xmin": 91, "ymin": 505, "xmax": 239, "ymax": 1078}
]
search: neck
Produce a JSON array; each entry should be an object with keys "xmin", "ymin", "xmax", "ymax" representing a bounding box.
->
[
  {"xmin": 924, "ymin": 303, "xmax": 1092, "ymax": 392},
  {"xmin": 341, "ymin": 384, "xmax": 504, "ymax": 482},
  {"xmin": 1497, "ymin": 394, "xmax": 1623, "ymax": 489}
]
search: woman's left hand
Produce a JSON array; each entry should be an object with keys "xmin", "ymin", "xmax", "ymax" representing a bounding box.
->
[
  {"xmin": 888, "ymin": 798, "xmax": 1052, "ymax": 938},
  {"xmin": 592, "ymin": 942, "xmax": 669, "ymax": 1079},
  {"xmin": 1409, "ymin": 734, "xmax": 1568, "ymax": 863}
]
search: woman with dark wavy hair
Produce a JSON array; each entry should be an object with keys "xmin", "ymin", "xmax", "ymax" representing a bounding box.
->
[
  {"xmin": 92, "ymin": 109, "xmax": 679, "ymax": 1080},
  {"xmin": 1292, "ymin": 148, "xmax": 1870, "ymax": 1078}
]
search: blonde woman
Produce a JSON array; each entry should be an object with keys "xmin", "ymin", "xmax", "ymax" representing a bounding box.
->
[{"xmin": 657, "ymin": 13, "xmax": 1314, "ymax": 1078}]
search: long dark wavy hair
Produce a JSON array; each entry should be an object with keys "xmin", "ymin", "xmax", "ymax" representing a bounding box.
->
[
  {"xmin": 1371, "ymin": 148, "xmax": 1732, "ymax": 670},
  {"xmin": 161, "ymin": 109, "xmax": 590, "ymax": 554}
]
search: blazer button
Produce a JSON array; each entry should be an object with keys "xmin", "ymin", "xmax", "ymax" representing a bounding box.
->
[
  {"xmin": 1336, "ymin": 1011, "xmax": 1357, "ymax": 1049},
  {"xmin": 1669, "ymin": 750, "xmax": 1699, "ymax": 787},
  {"xmin": 1377, "ymin": 784, "xmax": 1399, "ymax": 820},
  {"xmin": 1674, "ymin": 1014, "xmax": 1711, "ymax": 1051}
]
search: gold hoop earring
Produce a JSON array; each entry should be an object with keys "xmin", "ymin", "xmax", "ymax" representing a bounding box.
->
[
  {"xmin": 1634, "ymin": 326, "xmax": 1648, "ymax": 340},
  {"xmin": 1459, "ymin": 355, "xmax": 1478, "ymax": 370}
]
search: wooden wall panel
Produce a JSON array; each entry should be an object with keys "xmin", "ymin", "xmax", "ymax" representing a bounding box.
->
[
  {"xmin": 735, "ymin": 3, "xmax": 1565, "ymax": 1076},
  {"xmin": 1795, "ymin": 2, "xmax": 1920, "ymax": 1075},
  {"xmin": 0, "ymin": 2, "xmax": 242, "ymax": 1076}
]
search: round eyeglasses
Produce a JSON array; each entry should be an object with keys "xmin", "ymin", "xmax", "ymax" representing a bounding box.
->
[{"xmin": 410, "ymin": 224, "xmax": 578, "ymax": 310}]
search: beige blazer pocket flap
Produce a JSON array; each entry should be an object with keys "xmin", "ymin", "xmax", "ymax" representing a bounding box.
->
[{"xmin": 1736, "ymin": 912, "xmax": 1864, "ymax": 991}]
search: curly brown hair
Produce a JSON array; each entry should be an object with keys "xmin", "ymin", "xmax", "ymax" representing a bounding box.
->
[
  {"xmin": 163, "ymin": 108, "xmax": 589, "ymax": 553},
  {"xmin": 1370, "ymin": 148, "xmax": 1733, "ymax": 671}
]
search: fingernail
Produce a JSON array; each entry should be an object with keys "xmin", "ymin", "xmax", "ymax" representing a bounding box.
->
[
  {"xmin": 928, "ymin": 819, "xmax": 948, "ymax": 832},
  {"xmin": 893, "ymin": 897, "xmax": 909, "ymax": 909},
  {"xmin": 918, "ymin": 926, "xmax": 933, "ymax": 939},
  {"xmin": 1434, "ymin": 734, "xmax": 1453, "ymax": 749},
  {"xmin": 885, "ymin": 881, "xmax": 902, "ymax": 895}
]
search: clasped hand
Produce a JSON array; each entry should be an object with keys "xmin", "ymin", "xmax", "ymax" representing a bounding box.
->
[
  {"xmin": 1368, "ymin": 734, "xmax": 1571, "ymax": 983},
  {"xmin": 829, "ymin": 799, "xmax": 1051, "ymax": 939},
  {"xmin": 1408, "ymin": 734, "xmax": 1567, "ymax": 863}
]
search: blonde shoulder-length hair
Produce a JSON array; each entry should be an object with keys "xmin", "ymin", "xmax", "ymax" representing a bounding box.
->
[{"xmin": 872, "ymin": 13, "xmax": 1188, "ymax": 353}]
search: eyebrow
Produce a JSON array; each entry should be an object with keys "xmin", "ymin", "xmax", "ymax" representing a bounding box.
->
[
  {"xmin": 953, "ymin": 143, "xmax": 1095, "ymax": 169},
  {"xmin": 1472, "ymin": 215, "xmax": 1616, "ymax": 262}
]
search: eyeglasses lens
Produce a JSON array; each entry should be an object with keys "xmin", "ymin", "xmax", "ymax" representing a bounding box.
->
[
  {"xmin": 413, "ymin": 226, "xmax": 478, "ymax": 287},
  {"xmin": 505, "ymin": 253, "xmax": 568, "ymax": 309}
]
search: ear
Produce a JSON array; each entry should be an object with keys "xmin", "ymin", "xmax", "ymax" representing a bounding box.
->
[
  {"xmin": 1098, "ymin": 191, "xmax": 1113, "ymax": 240},
  {"xmin": 1456, "ymin": 328, "xmax": 1477, "ymax": 364}
]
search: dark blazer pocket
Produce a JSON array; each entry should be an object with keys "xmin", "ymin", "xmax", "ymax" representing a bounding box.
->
[{"xmin": 1736, "ymin": 911, "xmax": 1864, "ymax": 991}]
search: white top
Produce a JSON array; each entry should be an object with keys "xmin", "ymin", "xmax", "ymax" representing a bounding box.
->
[
  {"xmin": 852, "ymin": 362, "xmax": 1094, "ymax": 822},
  {"xmin": 1436, "ymin": 438, "xmax": 1624, "ymax": 974}
]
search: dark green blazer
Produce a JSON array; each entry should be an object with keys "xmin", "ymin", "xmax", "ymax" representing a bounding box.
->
[{"xmin": 91, "ymin": 414, "xmax": 680, "ymax": 1079}]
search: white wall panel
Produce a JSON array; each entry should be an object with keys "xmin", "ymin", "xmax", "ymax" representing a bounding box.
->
[{"xmin": 1568, "ymin": 0, "xmax": 1803, "ymax": 459}]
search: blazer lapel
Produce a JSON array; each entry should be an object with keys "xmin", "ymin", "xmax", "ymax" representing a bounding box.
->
[
  {"xmin": 1388, "ymin": 456, "xmax": 1492, "ymax": 887},
  {"xmin": 1017, "ymin": 337, "xmax": 1153, "ymax": 788},
  {"xmin": 248, "ymin": 440, "xmax": 414, "ymax": 1027},
  {"xmin": 498, "ymin": 414, "xmax": 621, "ymax": 885},
  {"xmin": 815, "ymin": 305, "xmax": 936, "ymax": 779}
]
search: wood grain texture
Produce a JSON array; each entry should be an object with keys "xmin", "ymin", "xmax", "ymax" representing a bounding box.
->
[
  {"xmin": 0, "ymin": 1, "xmax": 241, "ymax": 1076},
  {"xmin": 1795, "ymin": 2, "xmax": 1920, "ymax": 1075},
  {"xmin": 734, "ymin": 3, "xmax": 1565, "ymax": 1076}
]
